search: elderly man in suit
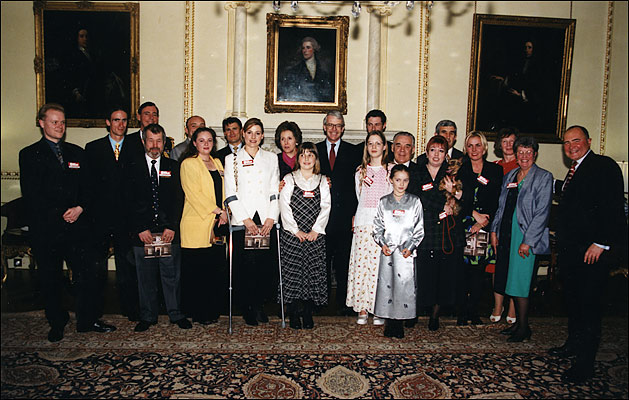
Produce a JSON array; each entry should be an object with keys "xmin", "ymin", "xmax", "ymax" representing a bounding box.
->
[
  {"xmin": 316, "ymin": 111, "xmax": 360, "ymax": 315},
  {"xmin": 19, "ymin": 103, "xmax": 116, "ymax": 342},
  {"xmin": 170, "ymin": 115, "xmax": 206, "ymax": 162},
  {"xmin": 548, "ymin": 125, "xmax": 627, "ymax": 383},
  {"xmin": 125, "ymin": 123, "xmax": 191, "ymax": 332},
  {"xmin": 84, "ymin": 107, "xmax": 140, "ymax": 321},
  {"xmin": 417, "ymin": 120, "xmax": 464, "ymax": 165}
]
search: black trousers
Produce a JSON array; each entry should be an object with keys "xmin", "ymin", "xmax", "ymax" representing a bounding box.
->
[
  {"xmin": 31, "ymin": 235, "xmax": 100, "ymax": 329},
  {"xmin": 181, "ymin": 246, "xmax": 226, "ymax": 321},
  {"xmin": 95, "ymin": 228, "xmax": 138, "ymax": 317},
  {"xmin": 231, "ymin": 226, "xmax": 278, "ymax": 313},
  {"xmin": 560, "ymin": 249, "xmax": 609, "ymax": 371},
  {"xmin": 325, "ymin": 228, "xmax": 353, "ymax": 309},
  {"xmin": 458, "ymin": 262, "xmax": 485, "ymax": 317}
]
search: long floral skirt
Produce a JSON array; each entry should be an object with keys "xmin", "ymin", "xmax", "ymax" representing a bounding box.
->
[{"xmin": 345, "ymin": 225, "xmax": 381, "ymax": 313}]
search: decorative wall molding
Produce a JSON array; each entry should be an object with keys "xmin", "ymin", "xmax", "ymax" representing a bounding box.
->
[
  {"xmin": 416, "ymin": 1, "xmax": 431, "ymax": 155},
  {"xmin": 183, "ymin": 0, "xmax": 195, "ymax": 139},
  {"xmin": 599, "ymin": 1, "xmax": 613, "ymax": 155},
  {"xmin": 1, "ymin": 171, "xmax": 20, "ymax": 180}
]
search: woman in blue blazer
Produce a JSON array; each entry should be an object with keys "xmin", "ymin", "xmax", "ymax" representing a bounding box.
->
[{"xmin": 490, "ymin": 136, "xmax": 552, "ymax": 342}]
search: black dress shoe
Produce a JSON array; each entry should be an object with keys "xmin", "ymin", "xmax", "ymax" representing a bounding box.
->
[
  {"xmin": 289, "ymin": 316, "xmax": 302, "ymax": 330},
  {"xmin": 506, "ymin": 327, "xmax": 531, "ymax": 342},
  {"xmin": 500, "ymin": 324, "xmax": 519, "ymax": 335},
  {"xmin": 173, "ymin": 318, "xmax": 192, "ymax": 329},
  {"xmin": 470, "ymin": 316, "xmax": 483, "ymax": 325},
  {"xmin": 391, "ymin": 320, "xmax": 405, "ymax": 339},
  {"xmin": 193, "ymin": 318, "xmax": 218, "ymax": 325},
  {"xmin": 548, "ymin": 343, "xmax": 577, "ymax": 358},
  {"xmin": 302, "ymin": 313, "xmax": 314, "ymax": 329},
  {"xmin": 384, "ymin": 322, "xmax": 394, "ymax": 337},
  {"xmin": 456, "ymin": 315, "xmax": 468, "ymax": 326},
  {"xmin": 243, "ymin": 312, "xmax": 258, "ymax": 326},
  {"xmin": 428, "ymin": 317, "xmax": 439, "ymax": 331},
  {"xmin": 134, "ymin": 321, "xmax": 156, "ymax": 332},
  {"xmin": 48, "ymin": 327, "xmax": 64, "ymax": 342},
  {"xmin": 404, "ymin": 318, "xmax": 417, "ymax": 328},
  {"xmin": 561, "ymin": 365, "xmax": 593, "ymax": 384},
  {"xmin": 256, "ymin": 309, "xmax": 269, "ymax": 323},
  {"xmin": 77, "ymin": 320, "xmax": 117, "ymax": 333}
]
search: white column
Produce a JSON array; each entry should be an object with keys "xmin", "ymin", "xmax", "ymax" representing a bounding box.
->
[
  {"xmin": 232, "ymin": 4, "xmax": 248, "ymax": 117},
  {"xmin": 366, "ymin": 10, "xmax": 381, "ymax": 111}
]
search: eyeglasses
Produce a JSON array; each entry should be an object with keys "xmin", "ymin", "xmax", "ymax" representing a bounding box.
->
[
  {"xmin": 325, "ymin": 123, "xmax": 344, "ymax": 129},
  {"xmin": 517, "ymin": 150, "xmax": 535, "ymax": 156}
]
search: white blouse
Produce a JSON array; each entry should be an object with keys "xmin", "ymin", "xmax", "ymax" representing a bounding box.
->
[{"xmin": 279, "ymin": 170, "xmax": 331, "ymax": 235}]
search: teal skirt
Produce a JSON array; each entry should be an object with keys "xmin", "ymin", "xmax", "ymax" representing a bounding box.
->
[{"xmin": 504, "ymin": 208, "xmax": 536, "ymax": 298}]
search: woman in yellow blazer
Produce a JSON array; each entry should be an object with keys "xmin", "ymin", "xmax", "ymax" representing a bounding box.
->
[{"xmin": 179, "ymin": 127, "xmax": 227, "ymax": 325}]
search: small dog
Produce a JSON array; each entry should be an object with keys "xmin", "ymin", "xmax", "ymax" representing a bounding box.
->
[{"xmin": 438, "ymin": 158, "xmax": 463, "ymax": 216}]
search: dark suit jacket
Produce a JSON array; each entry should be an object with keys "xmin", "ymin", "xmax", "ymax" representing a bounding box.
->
[
  {"xmin": 19, "ymin": 138, "xmax": 91, "ymax": 246},
  {"xmin": 458, "ymin": 159, "xmax": 503, "ymax": 229},
  {"xmin": 416, "ymin": 147, "xmax": 465, "ymax": 165},
  {"xmin": 316, "ymin": 140, "xmax": 360, "ymax": 232},
  {"xmin": 125, "ymin": 130, "xmax": 147, "ymax": 160},
  {"xmin": 124, "ymin": 155, "xmax": 184, "ymax": 246},
  {"xmin": 84, "ymin": 134, "xmax": 136, "ymax": 234},
  {"xmin": 406, "ymin": 161, "xmax": 422, "ymax": 197},
  {"xmin": 216, "ymin": 145, "xmax": 236, "ymax": 167},
  {"xmin": 556, "ymin": 151, "xmax": 627, "ymax": 260}
]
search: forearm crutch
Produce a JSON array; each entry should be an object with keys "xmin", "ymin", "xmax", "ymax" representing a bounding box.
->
[
  {"xmin": 276, "ymin": 223, "xmax": 286, "ymax": 328},
  {"xmin": 225, "ymin": 202, "xmax": 234, "ymax": 334}
]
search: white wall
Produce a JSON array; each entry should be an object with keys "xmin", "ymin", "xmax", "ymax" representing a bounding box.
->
[{"xmin": 2, "ymin": 1, "xmax": 627, "ymax": 204}]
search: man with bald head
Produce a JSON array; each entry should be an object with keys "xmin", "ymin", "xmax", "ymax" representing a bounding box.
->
[
  {"xmin": 549, "ymin": 125, "xmax": 626, "ymax": 383},
  {"xmin": 170, "ymin": 115, "xmax": 206, "ymax": 161}
]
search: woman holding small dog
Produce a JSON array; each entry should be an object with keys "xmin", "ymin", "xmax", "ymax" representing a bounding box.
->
[
  {"xmin": 416, "ymin": 135, "xmax": 464, "ymax": 331},
  {"xmin": 457, "ymin": 132, "xmax": 503, "ymax": 326}
]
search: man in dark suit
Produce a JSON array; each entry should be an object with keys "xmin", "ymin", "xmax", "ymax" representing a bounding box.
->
[
  {"xmin": 84, "ymin": 107, "xmax": 139, "ymax": 321},
  {"xmin": 358, "ymin": 109, "xmax": 393, "ymax": 160},
  {"xmin": 125, "ymin": 101, "xmax": 160, "ymax": 160},
  {"xmin": 391, "ymin": 131, "xmax": 421, "ymax": 196},
  {"xmin": 125, "ymin": 123, "xmax": 191, "ymax": 332},
  {"xmin": 416, "ymin": 120, "xmax": 464, "ymax": 164},
  {"xmin": 216, "ymin": 117, "xmax": 243, "ymax": 165},
  {"xmin": 19, "ymin": 103, "xmax": 116, "ymax": 342},
  {"xmin": 549, "ymin": 125, "xmax": 627, "ymax": 383},
  {"xmin": 316, "ymin": 111, "xmax": 360, "ymax": 315}
]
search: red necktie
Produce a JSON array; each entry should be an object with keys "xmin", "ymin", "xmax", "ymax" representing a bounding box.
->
[
  {"xmin": 561, "ymin": 161, "xmax": 577, "ymax": 192},
  {"xmin": 329, "ymin": 143, "xmax": 336, "ymax": 171}
]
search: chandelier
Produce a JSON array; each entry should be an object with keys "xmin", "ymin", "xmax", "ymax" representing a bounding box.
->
[{"xmin": 272, "ymin": 1, "xmax": 433, "ymax": 17}]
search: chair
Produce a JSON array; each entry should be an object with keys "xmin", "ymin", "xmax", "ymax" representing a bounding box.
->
[{"xmin": 1, "ymin": 197, "xmax": 36, "ymax": 286}]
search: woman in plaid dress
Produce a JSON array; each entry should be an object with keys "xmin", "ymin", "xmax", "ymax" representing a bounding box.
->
[{"xmin": 278, "ymin": 142, "xmax": 331, "ymax": 329}]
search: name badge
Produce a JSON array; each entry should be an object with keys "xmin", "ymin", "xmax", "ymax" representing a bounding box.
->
[
  {"xmin": 393, "ymin": 209, "xmax": 405, "ymax": 217},
  {"xmin": 422, "ymin": 183, "xmax": 433, "ymax": 191},
  {"xmin": 303, "ymin": 190, "xmax": 315, "ymax": 198},
  {"xmin": 507, "ymin": 182, "xmax": 518, "ymax": 189},
  {"xmin": 364, "ymin": 176, "xmax": 374, "ymax": 187},
  {"xmin": 439, "ymin": 211, "xmax": 447, "ymax": 220},
  {"xmin": 477, "ymin": 175, "xmax": 489, "ymax": 185},
  {"xmin": 242, "ymin": 159, "xmax": 254, "ymax": 167},
  {"xmin": 68, "ymin": 162, "xmax": 80, "ymax": 169},
  {"xmin": 159, "ymin": 171, "xmax": 171, "ymax": 178}
]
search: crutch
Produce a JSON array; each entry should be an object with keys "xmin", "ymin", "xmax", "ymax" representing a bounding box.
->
[
  {"xmin": 225, "ymin": 201, "xmax": 234, "ymax": 334},
  {"xmin": 276, "ymin": 223, "xmax": 286, "ymax": 328}
]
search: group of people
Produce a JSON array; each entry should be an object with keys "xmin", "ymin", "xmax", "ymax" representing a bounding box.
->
[{"xmin": 20, "ymin": 102, "xmax": 626, "ymax": 385}]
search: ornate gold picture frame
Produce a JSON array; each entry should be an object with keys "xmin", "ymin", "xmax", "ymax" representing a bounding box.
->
[
  {"xmin": 34, "ymin": 1, "xmax": 139, "ymax": 128},
  {"xmin": 467, "ymin": 14, "xmax": 576, "ymax": 143},
  {"xmin": 265, "ymin": 13, "xmax": 348, "ymax": 114}
]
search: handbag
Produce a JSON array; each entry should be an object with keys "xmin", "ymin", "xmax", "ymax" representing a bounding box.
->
[{"xmin": 464, "ymin": 229, "xmax": 490, "ymax": 257}]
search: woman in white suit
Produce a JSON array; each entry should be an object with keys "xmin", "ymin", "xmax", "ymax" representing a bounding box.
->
[
  {"xmin": 490, "ymin": 136, "xmax": 552, "ymax": 342},
  {"xmin": 224, "ymin": 118, "xmax": 280, "ymax": 326}
]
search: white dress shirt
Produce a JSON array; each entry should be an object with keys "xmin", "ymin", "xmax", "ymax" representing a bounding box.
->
[
  {"xmin": 279, "ymin": 170, "xmax": 332, "ymax": 235},
  {"xmin": 145, "ymin": 154, "xmax": 161, "ymax": 183}
]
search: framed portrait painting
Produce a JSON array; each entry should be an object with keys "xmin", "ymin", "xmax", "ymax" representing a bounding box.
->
[
  {"xmin": 34, "ymin": 1, "xmax": 139, "ymax": 128},
  {"xmin": 265, "ymin": 14, "xmax": 349, "ymax": 114},
  {"xmin": 467, "ymin": 14, "xmax": 576, "ymax": 143}
]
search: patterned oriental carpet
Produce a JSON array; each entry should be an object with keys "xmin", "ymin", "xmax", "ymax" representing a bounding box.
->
[{"xmin": 1, "ymin": 312, "xmax": 627, "ymax": 399}]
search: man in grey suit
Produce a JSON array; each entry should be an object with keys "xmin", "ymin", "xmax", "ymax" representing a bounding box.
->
[{"xmin": 170, "ymin": 115, "xmax": 206, "ymax": 161}]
